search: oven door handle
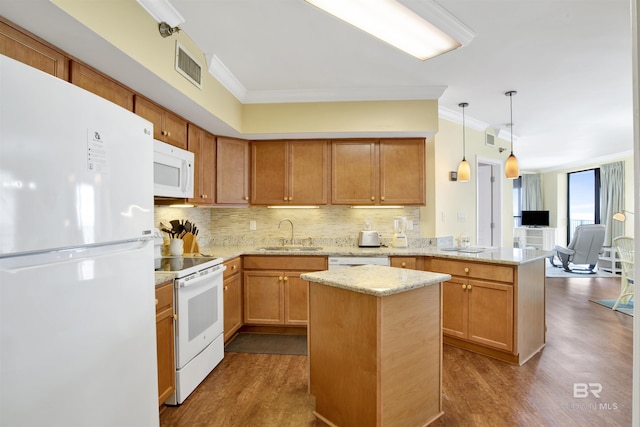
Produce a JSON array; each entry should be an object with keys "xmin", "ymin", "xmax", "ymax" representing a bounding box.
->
[{"xmin": 176, "ymin": 264, "xmax": 226, "ymax": 288}]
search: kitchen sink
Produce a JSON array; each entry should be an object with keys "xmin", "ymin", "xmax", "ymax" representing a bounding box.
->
[{"xmin": 257, "ymin": 246, "xmax": 323, "ymax": 252}]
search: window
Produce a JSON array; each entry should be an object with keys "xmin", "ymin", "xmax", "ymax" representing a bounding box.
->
[{"xmin": 567, "ymin": 169, "xmax": 600, "ymax": 243}]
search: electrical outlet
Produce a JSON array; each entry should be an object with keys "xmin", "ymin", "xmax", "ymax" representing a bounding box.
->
[{"xmin": 250, "ymin": 220, "xmax": 256, "ymax": 231}]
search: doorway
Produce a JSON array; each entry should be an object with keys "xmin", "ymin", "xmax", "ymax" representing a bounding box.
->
[{"xmin": 476, "ymin": 159, "xmax": 502, "ymax": 247}]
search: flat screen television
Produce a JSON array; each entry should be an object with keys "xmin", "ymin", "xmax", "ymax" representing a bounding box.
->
[{"xmin": 521, "ymin": 210, "xmax": 550, "ymax": 227}]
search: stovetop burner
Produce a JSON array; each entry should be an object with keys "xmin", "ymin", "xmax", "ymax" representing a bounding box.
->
[{"xmin": 154, "ymin": 256, "xmax": 223, "ymax": 278}]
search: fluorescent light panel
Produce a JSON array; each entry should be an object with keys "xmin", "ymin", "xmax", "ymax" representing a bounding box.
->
[
  {"xmin": 136, "ymin": 0, "xmax": 185, "ymax": 27},
  {"xmin": 305, "ymin": 0, "xmax": 461, "ymax": 60}
]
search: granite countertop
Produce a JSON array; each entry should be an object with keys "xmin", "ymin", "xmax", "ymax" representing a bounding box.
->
[
  {"xmin": 155, "ymin": 271, "xmax": 176, "ymax": 286},
  {"xmin": 197, "ymin": 245, "xmax": 551, "ymax": 266},
  {"xmin": 301, "ymin": 265, "xmax": 451, "ymax": 297}
]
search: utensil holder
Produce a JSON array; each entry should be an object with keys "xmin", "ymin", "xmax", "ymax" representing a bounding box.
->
[{"xmin": 169, "ymin": 239, "xmax": 184, "ymax": 256}]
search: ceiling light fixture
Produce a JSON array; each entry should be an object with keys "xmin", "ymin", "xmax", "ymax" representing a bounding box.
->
[
  {"xmin": 457, "ymin": 102, "xmax": 470, "ymax": 182},
  {"xmin": 304, "ymin": 0, "xmax": 461, "ymax": 60},
  {"xmin": 504, "ymin": 90, "xmax": 519, "ymax": 179}
]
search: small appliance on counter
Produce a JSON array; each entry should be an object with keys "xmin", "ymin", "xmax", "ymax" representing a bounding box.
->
[
  {"xmin": 358, "ymin": 219, "xmax": 381, "ymax": 247},
  {"xmin": 392, "ymin": 216, "xmax": 408, "ymax": 248}
]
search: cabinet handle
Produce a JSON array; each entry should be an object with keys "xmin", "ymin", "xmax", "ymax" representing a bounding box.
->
[
  {"xmin": 370, "ymin": 196, "xmax": 375, "ymax": 201},
  {"xmin": 224, "ymin": 286, "xmax": 228, "ymax": 291},
  {"xmin": 467, "ymin": 284, "xmax": 472, "ymax": 290},
  {"xmin": 155, "ymin": 298, "xmax": 159, "ymax": 306},
  {"xmin": 166, "ymin": 131, "xmax": 171, "ymax": 137},
  {"xmin": 381, "ymin": 196, "xmax": 385, "ymax": 201},
  {"xmin": 288, "ymin": 196, "xmax": 292, "ymax": 201},
  {"xmin": 464, "ymin": 267, "xmax": 470, "ymax": 273},
  {"xmin": 283, "ymin": 276, "xmax": 288, "ymax": 281},
  {"xmin": 173, "ymin": 314, "xmax": 178, "ymax": 320},
  {"xmin": 231, "ymin": 265, "xmax": 236, "ymax": 270},
  {"xmin": 279, "ymin": 276, "xmax": 283, "ymax": 281},
  {"xmin": 401, "ymin": 262, "xmax": 406, "ymax": 267},
  {"xmin": 244, "ymin": 196, "xmax": 249, "ymax": 201},
  {"xmin": 461, "ymin": 284, "xmax": 467, "ymax": 290}
]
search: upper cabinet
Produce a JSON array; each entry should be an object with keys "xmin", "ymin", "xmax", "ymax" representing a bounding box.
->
[
  {"xmin": 216, "ymin": 137, "xmax": 250, "ymax": 205},
  {"xmin": 0, "ymin": 19, "xmax": 68, "ymax": 80},
  {"xmin": 134, "ymin": 96, "xmax": 188, "ymax": 149},
  {"xmin": 187, "ymin": 124, "xmax": 216, "ymax": 206},
  {"xmin": 69, "ymin": 61, "xmax": 134, "ymax": 111},
  {"xmin": 332, "ymin": 138, "xmax": 425, "ymax": 206},
  {"xmin": 251, "ymin": 140, "xmax": 329, "ymax": 205}
]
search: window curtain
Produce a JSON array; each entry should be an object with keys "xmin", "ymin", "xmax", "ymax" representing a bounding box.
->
[
  {"xmin": 521, "ymin": 173, "xmax": 542, "ymax": 210},
  {"xmin": 599, "ymin": 161, "xmax": 624, "ymax": 246}
]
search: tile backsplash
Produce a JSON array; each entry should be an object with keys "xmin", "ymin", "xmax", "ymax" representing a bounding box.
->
[{"xmin": 155, "ymin": 205, "xmax": 439, "ymax": 247}]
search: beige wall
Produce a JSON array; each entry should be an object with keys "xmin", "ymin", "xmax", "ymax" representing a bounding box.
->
[{"xmin": 425, "ymin": 118, "xmax": 515, "ymax": 247}]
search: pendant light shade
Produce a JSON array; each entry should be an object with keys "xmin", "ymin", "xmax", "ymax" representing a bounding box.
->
[
  {"xmin": 457, "ymin": 102, "xmax": 470, "ymax": 182},
  {"xmin": 505, "ymin": 91, "xmax": 519, "ymax": 179}
]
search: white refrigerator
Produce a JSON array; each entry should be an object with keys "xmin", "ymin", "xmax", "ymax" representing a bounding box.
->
[{"xmin": 0, "ymin": 55, "xmax": 159, "ymax": 426}]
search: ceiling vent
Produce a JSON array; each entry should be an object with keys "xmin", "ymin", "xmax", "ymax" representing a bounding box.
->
[
  {"xmin": 485, "ymin": 132, "xmax": 495, "ymax": 147},
  {"xmin": 175, "ymin": 41, "xmax": 202, "ymax": 89}
]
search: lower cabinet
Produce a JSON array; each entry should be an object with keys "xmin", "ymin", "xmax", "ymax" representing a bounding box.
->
[
  {"xmin": 155, "ymin": 281, "xmax": 175, "ymax": 406},
  {"xmin": 243, "ymin": 256, "xmax": 327, "ymax": 326},
  {"xmin": 441, "ymin": 276, "xmax": 513, "ymax": 352},
  {"xmin": 390, "ymin": 256, "xmax": 423, "ymax": 270},
  {"xmin": 223, "ymin": 257, "xmax": 243, "ymax": 342}
]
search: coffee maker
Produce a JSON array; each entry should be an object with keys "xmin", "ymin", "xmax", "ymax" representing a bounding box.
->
[{"xmin": 392, "ymin": 216, "xmax": 408, "ymax": 248}]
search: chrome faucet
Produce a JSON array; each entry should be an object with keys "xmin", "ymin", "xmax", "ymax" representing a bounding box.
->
[{"xmin": 278, "ymin": 218, "xmax": 294, "ymax": 245}]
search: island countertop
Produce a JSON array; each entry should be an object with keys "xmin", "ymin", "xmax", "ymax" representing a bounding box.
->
[{"xmin": 301, "ymin": 264, "xmax": 451, "ymax": 297}]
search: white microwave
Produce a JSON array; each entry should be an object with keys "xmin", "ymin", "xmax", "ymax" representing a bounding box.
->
[{"xmin": 153, "ymin": 140, "xmax": 194, "ymax": 198}]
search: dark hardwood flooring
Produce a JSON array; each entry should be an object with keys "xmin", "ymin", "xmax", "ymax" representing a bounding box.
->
[{"xmin": 160, "ymin": 276, "xmax": 633, "ymax": 427}]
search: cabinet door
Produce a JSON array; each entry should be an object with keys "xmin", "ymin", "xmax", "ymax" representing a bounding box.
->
[
  {"xmin": 134, "ymin": 96, "xmax": 164, "ymax": 141},
  {"xmin": 379, "ymin": 139, "xmax": 425, "ymax": 205},
  {"xmin": 155, "ymin": 281, "xmax": 175, "ymax": 406},
  {"xmin": 442, "ymin": 277, "xmax": 468, "ymax": 339},
  {"xmin": 332, "ymin": 140, "xmax": 378, "ymax": 205},
  {"xmin": 251, "ymin": 140, "xmax": 288, "ymax": 205},
  {"xmin": 217, "ymin": 137, "xmax": 250, "ymax": 205},
  {"xmin": 243, "ymin": 271, "xmax": 283, "ymax": 325},
  {"xmin": 223, "ymin": 273, "xmax": 243, "ymax": 342},
  {"xmin": 467, "ymin": 279, "xmax": 514, "ymax": 352},
  {"xmin": 289, "ymin": 140, "xmax": 329, "ymax": 205},
  {"xmin": 0, "ymin": 20, "xmax": 68, "ymax": 79},
  {"xmin": 163, "ymin": 110, "xmax": 188, "ymax": 149},
  {"xmin": 188, "ymin": 125, "xmax": 216, "ymax": 205},
  {"xmin": 69, "ymin": 61, "xmax": 133, "ymax": 111},
  {"xmin": 284, "ymin": 273, "xmax": 309, "ymax": 326}
]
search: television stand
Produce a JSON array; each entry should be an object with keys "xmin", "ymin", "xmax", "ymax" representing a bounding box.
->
[{"xmin": 514, "ymin": 227, "xmax": 557, "ymax": 251}]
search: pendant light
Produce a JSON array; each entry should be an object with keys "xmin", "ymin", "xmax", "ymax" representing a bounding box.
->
[
  {"xmin": 457, "ymin": 102, "xmax": 471, "ymax": 182},
  {"xmin": 504, "ymin": 90, "xmax": 520, "ymax": 179}
]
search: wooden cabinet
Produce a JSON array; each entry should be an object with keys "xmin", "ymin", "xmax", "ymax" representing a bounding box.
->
[
  {"xmin": 0, "ymin": 18, "xmax": 68, "ymax": 80},
  {"xmin": 187, "ymin": 124, "xmax": 216, "ymax": 205},
  {"xmin": 243, "ymin": 256, "xmax": 327, "ymax": 326},
  {"xmin": 429, "ymin": 257, "xmax": 546, "ymax": 365},
  {"xmin": 223, "ymin": 257, "xmax": 243, "ymax": 342},
  {"xmin": 216, "ymin": 137, "xmax": 250, "ymax": 205},
  {"xmin": 69, "ymin": 61, "xmax": 134, "ymax": 111},
  {"xmin": 441, "ymin": 276, "xmax": 514, "ymax": 352},
  {"xmin": 390, "ymin": 256, "xmax": 423, "ymax": 270},
  {"xmin": 155, "ymin": 281, "xmax": 175, "ymax": 406},
  {"xmin": 134, "ymin": 96, "xmax": 187, "ymax": 149},
  {"xmin": 251, "ymin": 140, "xmax": 329, "ymax": 205},
  {"xmin": 331, "ymin": 138, "xmax": 425, "ymax": 205}
]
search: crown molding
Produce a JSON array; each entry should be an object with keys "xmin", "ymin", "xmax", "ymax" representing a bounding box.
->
[
  {"xmin": 206, "ymin": 54, "xmax": 248, "ymax": 101},
  {"xmin": 438, "ymin": 105, "xmax": 488, "ymax": 131},
  {"xmin": 400, "ymin": 0, "xmax": 476, "ymax": 46},
  {"xmin": 135, "ymin": 0, "xmax": 184, "ymax": 27}
]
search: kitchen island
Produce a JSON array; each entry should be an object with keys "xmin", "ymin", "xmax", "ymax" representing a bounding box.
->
[{"xmin": 301, "ymin": 265, "xmax": 451, "ymax": 427}]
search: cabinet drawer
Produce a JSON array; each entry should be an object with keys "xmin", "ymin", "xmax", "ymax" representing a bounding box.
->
[
  {"xmin": 430, "ymin": 258, "xmax": 514, "ymax": 283},
  {"xmin": 155, "ymin": 281, "xmax": 174, "ymax": 313},
  {"xmin": 390, "ymin": 256, "xmax": 423, "ymax": 270},
  {"xmin": 243, "ymin": 256, "xmax": 327, "ymax": 271},
  {"xmin": 223, "ymin": 257, "xmax": 242, "ymax": 278}
]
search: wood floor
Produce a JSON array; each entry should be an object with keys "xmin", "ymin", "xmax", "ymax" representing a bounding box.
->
[{"xmin": 160, "ymin": 276, "xmax": 633, "ymax": 427}]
